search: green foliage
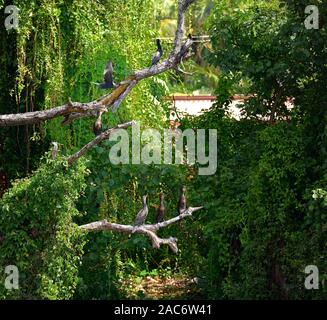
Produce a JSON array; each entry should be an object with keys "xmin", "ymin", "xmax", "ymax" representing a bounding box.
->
[
  {"xmin": 1, "ymin": 1, "xmax": 176, "ymax": 299},
  {"xmin": 208, "ymin": 0, "xmax": 327, "ymax": 121},
  {"xmin": 73, "ymin": 135, "xmax": 206, "ymax": 298},
  {"xmin": 189, "ymin": 0, "xmax": 327, "ymax": 299},
  {"xmin": 155, "ymin": 0, "xmax": 218, "ymax": 94},
  {"xmin": 0, "ymin": 156, "xmax": 87, "ymax": 299},
  {"xmin": 1, "ymin": 0, "xmax": 326, "ymax": 301},
  {"xmin": 186, "ymin": 105, "xmax": 327, "ymax": 299},
  {"xmin": 1, "ymin": 0, "xmax": 169, "ymax": 180}
]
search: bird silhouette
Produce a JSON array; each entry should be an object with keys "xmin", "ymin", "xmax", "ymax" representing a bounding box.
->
[
  {"xmin": 151, "ymin": 39, "xmax": 163, "ymax": 66},
  {"xmin": 188, "ymin": 33, "xmax": 198, "ymax": 56},
  {"xmin": 133, "ymin": 195, "xmax": 148, "ymax": 232},
  {"xmin": 93, "ymin": 60, "xmax": 115, "ymax": 89},
  {"xmin": 178, "ymin": 186, "xmax": 187, "ymax": 214},
  {"xmin": 155, "ymin": 193, "xmax": 166, "ymax": 223}
]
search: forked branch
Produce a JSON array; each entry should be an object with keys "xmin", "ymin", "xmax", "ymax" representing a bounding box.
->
[{"xmin": 79, "ymin": 206, "xmax": 203, "ymax": 253}]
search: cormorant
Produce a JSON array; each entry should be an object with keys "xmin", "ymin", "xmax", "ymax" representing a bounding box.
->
[
  {"xmin": 51, "ymin": 142, "xmax": 59, "ymax": 160},
  {"xmin": 93, "ymin": 111, "xmax": 103, "ymax": 136},
  {"xmin": 178, "ymin": 186, "xmax": 187, "ymax": 214},
  {"xmin": 156, "ymin": 193, "xmax": 165, "ymax": 223},
  {"xmin": 151, "ymin": 39, "xmax": 163, "ymax": 66},
  {"xmin": 188, "ymin": 33, "xmax": 198, "ymax": 56},
  {"xmin": 93, "ymin": 60, "xmax": 115, "ymax": 89},
  {"xmin": 133, "ymin": 195, "xmax": 148, "ymax": 229}
]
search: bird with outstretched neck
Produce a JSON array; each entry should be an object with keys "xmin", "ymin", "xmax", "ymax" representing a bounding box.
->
[
  {"xmin": 133, "ymin": 195, "xmax": 148, "ymax": 232},
  {"xmin": 151, "ymin": 39, "xmax": 163, "ymax": 66},
  {"xmin": 93, "ymin": 60, "xmax": 115, "ymax": 89},
  {"xmin": 178, "ymin": 186, "xmax": 187, "ymax": 214},
  {"xmin": 156, "ymin": 193, "xmax": 166, "ymax": 223}
]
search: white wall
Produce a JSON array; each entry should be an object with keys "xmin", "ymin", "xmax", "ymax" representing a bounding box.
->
[{"xmin": 170, "ymin": 97, "xmax": 244, "ymax": 121}]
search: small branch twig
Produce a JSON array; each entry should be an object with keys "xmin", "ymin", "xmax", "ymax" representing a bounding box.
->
[
  {"xmin": 79, "ymin": 206, "xmax": 203, "ymax": 253},
  {"xmin": 175, "ymin": 66, "xmax": 194, "ymax": 76},
  {"xmin": 67, "ymin": 121, "xmax": 136, "ymax": 164},
  {"xmin": 111, "ymin": 80, "xmax": 138, "ymax": 112}
]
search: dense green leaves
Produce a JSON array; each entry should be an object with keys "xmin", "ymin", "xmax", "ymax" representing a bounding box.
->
[
  {"xmin": 192, "ymin": 0, "xmax": 327, "ymax": 299},
  {"xmin": 0, "ymin": 156, "xmax": 87, "ymax": 299},
  {"xmin": 1, "ymin": 0, "xmax": 326, "ymax": 300}
]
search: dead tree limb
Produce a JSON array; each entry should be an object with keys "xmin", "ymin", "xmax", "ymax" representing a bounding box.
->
[
  {"xmin": 79, "ymin": 206, "xmax": 203, "ymax": 253},
  {"xmin": 0, "ymin": 101, "xmax": 103, "ymax": 127},
  {"xmin": 67, "ymin": 121, "xmax": 136, "ymax": 165},
  {"xmin": 0, "ymin": 0, "xmax": 196, "ymax": 127}
]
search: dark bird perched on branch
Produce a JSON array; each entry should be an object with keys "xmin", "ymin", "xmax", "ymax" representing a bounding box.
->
[
  {"xmin": 93, "ymin": 111, "xmax": 103, "ymax": 136},
  {"xmin": 156, "ymin": 193, "xmax": 166, "ymax": 223},
  {"xmin": 151, "ymin": 39, "xmax": 163, "ymax": 66},
  {"xmin": 187, "ymin": 33, "xmax": 199, "ymax": 60},
  {"xmin": 178, "ymin": 186, "xmax": 187, "ymax": 214},
  {"xmin": 93, "ymin": 60, "xmax": 115, "ymax": 89},
  {"xmin": 133, "ymin": 195, "xmax": 148, "ymax": 231}
]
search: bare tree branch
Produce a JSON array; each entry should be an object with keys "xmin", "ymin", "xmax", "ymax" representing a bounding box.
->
[
  {"xmin": 112, "ymin": 80, "xmax": 138, "ymax": 112},
  {"xmin": 79, "ymin": 206, "xmax": 203, "ymax": 253},
  {"xmin": 67, "ymin": 121, "xmax": 136, "ymax": 165},
  {"xmin": 172, "ymin": 0, "xmax": 186, "ymax": 55},
  {"xmin": 0, "ymin": 101, "xmax": 103, "ymax": 127},
  {"xmin": 175, "ymin": 65, "xmax": 194, "ymax": 76}
]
